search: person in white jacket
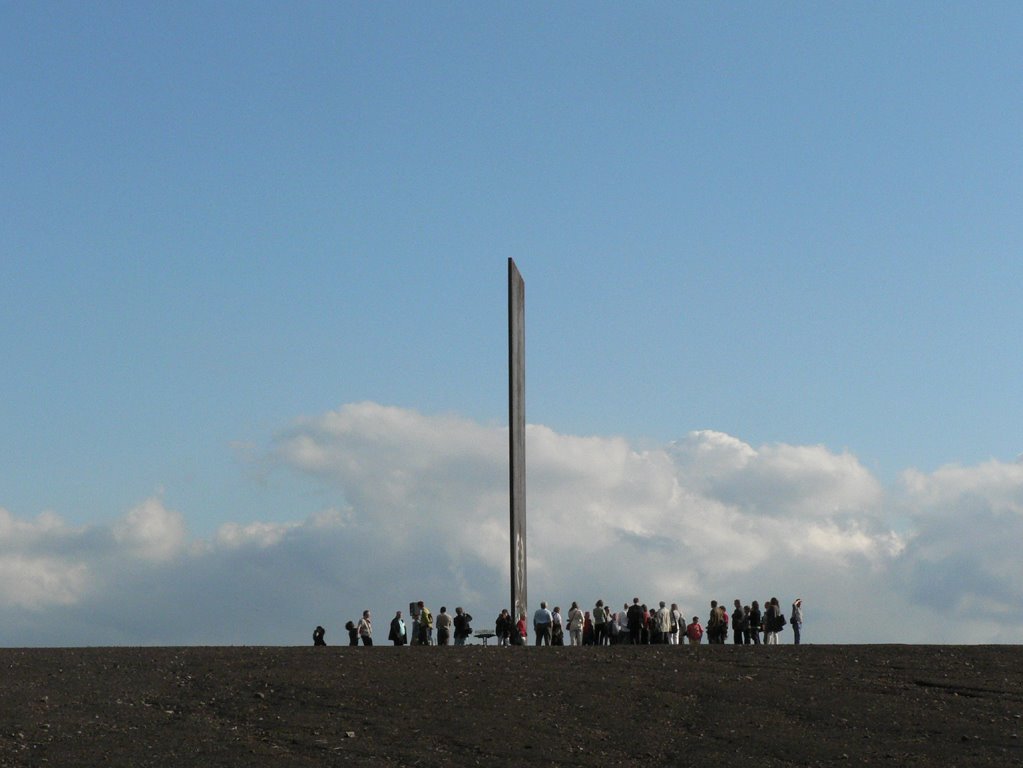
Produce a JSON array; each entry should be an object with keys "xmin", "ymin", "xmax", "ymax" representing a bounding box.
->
[
  {"xmin": 567, "ymin": 602, "xmax": 584, "ymax": 646},
  {"xmin": 656, "ymin": 601, "xmax": 673, "ymax": 644},
  {"xmin": 670, "ymin": 603, "xmax": 685, "ymax": 645}
]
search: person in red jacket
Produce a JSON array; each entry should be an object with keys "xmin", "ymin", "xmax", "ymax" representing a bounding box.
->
[
  {"xmin": 686, "ymin": 616, "xmax": 704, "ymax": 646},
  {"xmin": 514, "ymin": 612, "xmax": 528, "ymax": 645}
]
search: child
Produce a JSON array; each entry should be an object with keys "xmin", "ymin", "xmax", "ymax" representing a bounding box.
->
[{"xmin": 686, "ymin": 616, "xmax": 704, "ymax": 646}]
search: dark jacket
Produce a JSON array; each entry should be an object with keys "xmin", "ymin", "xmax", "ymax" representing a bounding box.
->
[{"xmin": 389, "ymin": 617, "xmax": 407, "ymax": 645}]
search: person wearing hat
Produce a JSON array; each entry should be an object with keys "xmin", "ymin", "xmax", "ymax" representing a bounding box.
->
[{"xmin": 791, "ymin": 598, "xmax": 804, "ymax": 645}]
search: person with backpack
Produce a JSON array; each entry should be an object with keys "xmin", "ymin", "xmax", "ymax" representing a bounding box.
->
[{"xmin": 607, "ymin": 608, "xmax": 620, "ymax": 644}]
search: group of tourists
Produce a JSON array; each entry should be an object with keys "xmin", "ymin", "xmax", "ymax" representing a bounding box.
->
[
  {"xmin": 332, "ymin": 596, "xmax": 803, "ymax": 647},
  {"xmin": 494, "ymin": 596, "xmax": 803, "ymax": 647},
  {"xmin": 340, "ymin": 603, "xmax": 476, "ymax": 647},
  {"xmin": 701, "ymin": 597, "xmax": 804, "ymax": 646}
]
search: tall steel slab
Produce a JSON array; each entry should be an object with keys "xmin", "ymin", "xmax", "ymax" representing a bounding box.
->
[{"xmin": 508, "ymin": 258, "xmax": 527, "ymax": 622}]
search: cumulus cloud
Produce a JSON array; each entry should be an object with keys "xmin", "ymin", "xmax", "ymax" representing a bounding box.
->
[
  {"xmin": 0, "ymin": 402, "xmax": 1021, "ymax": 645},
  {"xmin": 0, "ymin": 509, "xmax": 91, "ymax": 609},
  {"xmin": 112, "ymin": 497, "xmax": 188, "ymax": 562},
  {"xmin": 894, "ymin": 461, "xmax": 1023, "ymax": 640}
]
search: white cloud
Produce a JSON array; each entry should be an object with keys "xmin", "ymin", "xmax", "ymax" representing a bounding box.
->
[
  {"xmin": 1, "ymin": 403, "xmax": 1021, "ymax": 645},
  {"xmin": 894, "ymin": 461, "xmax": 1023, "ymax": 636},
  {"xmin": 216, "ymin": 521, "xmax": 300, "ymax": 549},
  {"xmin": 112, "ymin": 497, "xmax": 187, "ymax": 562},
  {"xmin": 0, "ymin": 509, "xmax": 91, "ymax": 609},
  {"xmin": 0, "ymin": 554, "xmax": 90, "ymax": 609}
]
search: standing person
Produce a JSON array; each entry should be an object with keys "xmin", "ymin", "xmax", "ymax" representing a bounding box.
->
[
  {"xmin": 742, "ymin": 606, "xmax": 753, "ymax": 645},
  {"xmin": 764, "ymin": 599, "xmax": 779, "ymax": 645},
  {"xmin": 436, "ymin": 607, "xmax": 452, "ymax": 645},
  {"xmin": 791, "ymin": 599, "xmax": 803, "ymax": 645},
  {"xmin": 732, "ymin": 600, "xmax": 746, "ymax": 645},
  {"xmin": 357, "ymin": 610, "xmax": 373, "ymax": 646},
  {"xmin": 670, "ymin": 604, "xmax": 683, "ymax": 645},
  {"xmin": 408, "ymin": 602, "xmax": 421, "ymax": 649},
  {"xmin": 656, "ymin": 601, "xmax": 672, "ymax": 644},
  {"xmin": 592, "ymin": 600, "xmax": 607, "ymax": 646},
  {"xmin": 567, "ymin": 602, "xmax": 584, "ymax": 646},
  {"xmin": 607, "ymin": 610, "xmax": 620, "ymax": 644},
  {"xmin": 627, "ymin": 598, "xmax": 645, "ymax": 645},
  {"xmin": 533, "ymin": 601, "xmax": 553, "ymax": 646},
  {"xmin": 345, "ymin": 620, "xmax": 359, "ymax": 646},
  {"xmin": 514, "ymin": 612, "xmax": 528, "ymax": 645},
  {"xmin": 417, "ymin": 601, "xmax": 433, "ymax": 645},
  {"xmin": 707, "ymin": 601, "xmax": 721, "ymax": 644},
  {"xmin": 313, "ymin": 626, "xmax": 326, "ymax": 646},
  {"xmin": 771, "ymin": 597, "xmax": 787, "ymax": 641},
  {"xmin": 388, "ymin": 611, "xmax": 407, "ymax": 646},
  {"xmin": 647, "ymin": 608, "xmax": 660, "ymax": 645},
  {"xmin": 686, "ymin": 616, "xmax": 704, "ymax": 646},
  {"xmin": 551, "ymin": 606, "xmax": 564, "ymax": 646},
  {"xmin": 453, "ymin": 607, "xmax": 473, "ymax": 646},
  {"xmin": 495, "ymin": 609, "xmax": 512, "ymax": 646},
  {"xmin": 619, "ymin": 604, "xmax": 630, "ymax": 643},
  {"xmin": 582, "ymin": 612, "xmax": 593, "ymax": 645},
  {"xmin": 749, "ymin": 601, "xmax": 762, "ymax": 645}
]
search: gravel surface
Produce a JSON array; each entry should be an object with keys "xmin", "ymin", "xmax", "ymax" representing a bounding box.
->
[{"xmin": 1, "ymin": 645, "xmax": 1021, "ymax": 766}]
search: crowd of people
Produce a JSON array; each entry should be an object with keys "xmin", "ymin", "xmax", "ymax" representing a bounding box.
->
[{"xmin": 331, "ymin": 597, "xmax": 804, "ymax": 647}]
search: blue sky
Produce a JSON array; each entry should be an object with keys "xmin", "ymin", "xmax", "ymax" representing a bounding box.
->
[{"xmin": 3, "ymin": 3, "xmax": 1023, "ymax": 645}]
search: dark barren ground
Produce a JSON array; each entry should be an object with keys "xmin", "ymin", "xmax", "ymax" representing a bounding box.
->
[{"xmin": 1, "ymin": 644, "xmax": 1020, "ymax": 767}]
